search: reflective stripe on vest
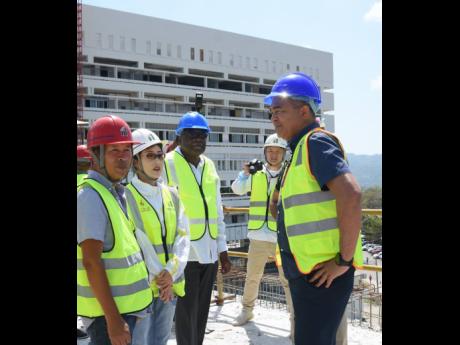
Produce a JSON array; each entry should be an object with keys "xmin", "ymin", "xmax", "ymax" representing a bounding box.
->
[
  {"xmin": 77, "ymin": 174, "xmax": 87, "ymax": 186},
  {"xmin": 164, "ymin": 151, "xmax": 219, "ymax": 241},
  {"xmin": 248, "ymin": 171, "xmax": 277, "ymax": 231},
  {"xmin": 125, "ymin": 183, "xmax": 186, "ymax": 297},
  {"xmin": 275, "ymin": 244, "xmax": 282, "ymax": 267},
  {"xmin": 280, "ymin": 129, "xmax": 363, "ymax": 274},
  {"xmin": 77, "ymin": 179, "xmax": 152, "ymax": 318}
]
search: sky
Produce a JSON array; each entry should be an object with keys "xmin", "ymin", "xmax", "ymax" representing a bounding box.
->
[{"xmin": 82, "ymin": 0, "xmax": 382, "ymax": 155}]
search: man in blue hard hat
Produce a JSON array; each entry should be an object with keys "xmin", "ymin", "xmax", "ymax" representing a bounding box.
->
[
  {"xmin": 163, "ymin": 111, "xmax": 232, "ymax": 345},
  {"xmin": 266, "ymin": 73, "xmax": 363, "ymax": 345}
]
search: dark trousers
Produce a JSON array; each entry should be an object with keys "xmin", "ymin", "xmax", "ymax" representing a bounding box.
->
[
  {"xmin": 289, "ymin": 267, "xmax": 355, "ymax": 345},
  {"xmin": 175, "ymin": 261, "xmax": 218, "ymax": 345},
  {"xmin": 86, "ymin": 314, "xmax": 137, "ymax": 345}
]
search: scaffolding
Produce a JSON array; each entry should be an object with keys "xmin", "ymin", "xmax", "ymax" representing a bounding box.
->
[{"xmin": 77, "ymin": 0, "xmax": 85, "ymax": 144}]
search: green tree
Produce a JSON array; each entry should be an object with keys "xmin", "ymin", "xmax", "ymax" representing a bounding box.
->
[
  {"xmin": 361, "ymin": 187, "xmax": 382, "ymax": 243},
  {"xmin": 361, "ymin": 186, "xmax": 382, "ymax": 209}
]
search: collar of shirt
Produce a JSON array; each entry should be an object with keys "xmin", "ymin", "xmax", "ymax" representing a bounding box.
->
[
  {"xmin": 131, "ymin": 174, "xmax": 162, "ymax": 198},
  {"xmin": 288, "ymin": 121, "xmax": 320, "ymax": 153},
  {"xmin": 263, "ymin": 165, "xmax": 282, "ymax": 179},
  {"xmin": 176, "ymin": 147, "xmax": 205, "ymax": 170},
  {"xmin": 87, "ymin": 170, "xmax": 125, "ymax": 194}
]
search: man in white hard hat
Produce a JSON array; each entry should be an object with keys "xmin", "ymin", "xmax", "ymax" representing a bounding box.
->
[{"xmin": 231, "ymin": 134, "xmax": 294, "ymax": 338}]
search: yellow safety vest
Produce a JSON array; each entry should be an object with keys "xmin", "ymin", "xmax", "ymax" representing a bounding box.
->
[
  {"xmin": 280, "ymin": 128, "xmax": 363, "ymax": 274},
  {"xmin": 248, "ymin": 171, "xmax": 277, "ymax": 231},
  {"xmin": 77, "ymin": 179, "xmax": 153, "ymax": 318},
  {"xmin": 275, "ymin": 244, "xmax": 282, "ymax": 267},
  {"xmin": 164, "ymin": 151, "xmax": 219, "ymax": 241},
  {"xmin": 125, "ymin": 183, "xmax": 186, "ymax": 297},
  {"xmin": 77, "ymin": 174, "xmax": 87, "ymax": 186}
]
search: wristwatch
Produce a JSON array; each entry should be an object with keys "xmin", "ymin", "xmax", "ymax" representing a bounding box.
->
[{"xmin": 335, "ymin": 253, "xmax": 353, "ymax": 267}]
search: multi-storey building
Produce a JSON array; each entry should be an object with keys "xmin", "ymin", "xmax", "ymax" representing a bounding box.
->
[{"xmin": 81, "ymin": 4, "xmax": 335, "ymax": 241}]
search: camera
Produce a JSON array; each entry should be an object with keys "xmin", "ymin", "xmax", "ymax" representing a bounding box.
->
[
  {"xmin": 248, "ymin": 159, "xmax": 264, "ymax": 175},
  {"xmin": 194, "ymin": 93, "xmax": 203, "ymax": 114}
]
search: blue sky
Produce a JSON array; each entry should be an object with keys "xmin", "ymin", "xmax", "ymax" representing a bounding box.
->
[{"xmin": 82, "ymin": 0, "xmax": 382, "ymax": 155}]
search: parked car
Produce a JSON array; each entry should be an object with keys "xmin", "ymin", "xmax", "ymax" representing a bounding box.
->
[
  {"xmin": 369, "ymin": 246, "xmax": 382, "ymax": 254},
  {"xmin": 373, "ymin": 251, "xmax": 382, "ymax": 259},
  {"xmin": 363, "ymin": 244, "xmax": 375, "ymax": 251}
]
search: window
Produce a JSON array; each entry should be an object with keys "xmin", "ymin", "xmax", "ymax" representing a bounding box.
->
[
  {"xmin": 246, "ymin": 135, "xmax": 258, "ymax": 144},
  {"xmin": 238, "ymin": 56, "xmax": 242, "ymax": 68},
  {"xmin": 209, "ymin": 133, "xmax": 223, "ymax": 142},
  {"xmin": 167, "ymin": 44, "xmax": 172, "ymax": 57},
  {"xmin": 272, "ymin": 61, "xmax": 276, "ymax": 73},
  {"xmin": 146, "ymin": 40, "xmax": 151, "ymax": 54},
  {"xmin": 108, "ymin": 35, "xmax": 114, "ymax": 50},
  {"xmin": 246, "ymin": 57, "xmax": 250, "ymax": 69},
  {"xmin": 157, "ymin": 42, "xmax": 161, "ymax": 56},
  {"xmin": 217, "ymin": 52, "xmax": 222, "ymax": 64},
  {"xmin": 177, "ymin": 45, "xmax": 182, "ymax": 58},
  {"xmin": 208, "ymin": 50, "xmax": 213, "ymax": 63},
  {"xmin": 131, "ymin": 38, "xmax": 136, "ymax": 52},
  {"xmin": 287, "ymin": 63, "xmax": 290, "ymax": 70},
  {"xmin": 229, "ymin": 134, "xmax": 244, "ymax": 143},
  {"xmin": 265, "ymin": 60, "xmax": 269, "ymax": 72},
  {"xmin": 156, "ymin": 42, "xmax": 162, "ymax": 55},
  {"xmin": 229, "ymin": 54, "xmax": 234, "ymax": 67},
  {"xmin": 200, "ymin": 49, "xmax": 204, "ymax": 62},
  {"xmin": 296, "ymin": 65, "xmax": 300, "ymax": 71},
  {"xmin": 190, "ymin": 47, "xmax": 195, "ymax": 60},
  {"xmin": 120, "ymin": 36, "xmax": 125, "ymax": 51},
  {"xmin": 253, "ymin": 58, "xmax": 258, "ymax": 69},
  {"xmin": 96, "ymin": 33, "xmax": 102, "ymax": 48}
]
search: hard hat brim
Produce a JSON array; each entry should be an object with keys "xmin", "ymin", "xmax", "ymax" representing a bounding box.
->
[{"xmin": 133, "ymin": 140, "xmax": 163, "ymax": 156}]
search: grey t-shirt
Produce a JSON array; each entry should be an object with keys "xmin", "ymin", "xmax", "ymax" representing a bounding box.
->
[
  {"xmin": 77, "ymin": 170, "xmax": 150, "ymax": 328},
  {"xmin": 77, "ymin": 170, "xmax": 129, "ymax": 249}
]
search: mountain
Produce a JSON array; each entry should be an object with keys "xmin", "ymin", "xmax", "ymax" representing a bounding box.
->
[{"xmin": 347, "ymin": 154, "xmax": 382, "ymax": 188}]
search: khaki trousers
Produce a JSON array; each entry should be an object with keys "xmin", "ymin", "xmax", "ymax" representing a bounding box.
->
[{"xmin": 242, "ymin": 239, "xmax": 295, "ymax": 337}]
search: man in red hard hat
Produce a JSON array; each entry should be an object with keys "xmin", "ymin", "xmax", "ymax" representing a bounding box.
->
[{"xmin": 77, "ymin": 115, "xmax": 153, "ymax": 345}]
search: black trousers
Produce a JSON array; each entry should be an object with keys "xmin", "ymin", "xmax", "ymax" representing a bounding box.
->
[
  {"xmin": 175, "ymin": 261, "xmax": 218, "ymax": 345},
  {"xmin": 289, "ymin": 267, "xmax": 355, "ymax": 345}
]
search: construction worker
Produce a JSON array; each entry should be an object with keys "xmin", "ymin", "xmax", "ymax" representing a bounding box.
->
[
  {"xmin": 77, "ymin": 115, "xmax": 153, "ymax": 345},
  {"xmin": 126, "ymin": 128, "xmax": 190, "ymax": 345},
  {"xmin": 266, "ymin": 73, "xmax": 363, "ymax": 345},
  {"xmin": 77, "ymin": 144, "xmax": 92, "ymax": 185},
  {"xmin": 271, "ymin": 183, "xmax": 349, "ymax": 345},
  {"xmin": 163, "ymin": 111, "xmax": 232, "ymax": 345},
  {"xmin": 230, "ymin": 134, "xmax": 295, "ymax": 335}
]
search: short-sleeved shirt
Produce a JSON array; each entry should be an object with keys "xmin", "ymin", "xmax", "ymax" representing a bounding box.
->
[
  {"xmin": 77, "ymin": 170, "xmax": 129, "ymax": 250},
  {"xmin": 277, "ymin": 122, "xmax": 351, "ymax": 280}
]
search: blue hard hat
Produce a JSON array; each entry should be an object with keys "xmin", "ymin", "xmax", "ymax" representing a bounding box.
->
[
  {"xmin": 175, "ymin": 111, "xmax": 211, "ymax": 135},
  {"xmin": 264, "ymin": 73, "xmax": 321, "ymax": 114}
]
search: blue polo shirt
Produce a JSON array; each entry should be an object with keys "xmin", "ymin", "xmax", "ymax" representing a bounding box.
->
[{"xmin": 277, "ymin": 122, "xmax": 351, "ymax": 280}]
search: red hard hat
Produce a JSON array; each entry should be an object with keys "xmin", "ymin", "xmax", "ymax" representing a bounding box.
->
[
  {"xmin": 77, "ymin": 145, "xmax": 92, "ymax": 160},
  {"xmin": 87, "ymin": 115, "xmax": 140, "ymax": 148}
]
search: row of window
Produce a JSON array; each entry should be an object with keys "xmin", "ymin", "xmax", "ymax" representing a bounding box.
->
[{"xmin": 91, "ymin": 32, "xmax": 320, "ymax": 77}]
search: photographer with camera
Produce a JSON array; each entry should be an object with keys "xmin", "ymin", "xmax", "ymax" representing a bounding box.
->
[{"xmin": 231, "ymin": 134, "xmax": 294, "ymax": 338}]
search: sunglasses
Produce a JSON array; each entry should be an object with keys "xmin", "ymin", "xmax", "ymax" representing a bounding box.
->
[{"xmin": 182, "ymin": 129, "xmax": 209, "ymax": 139}]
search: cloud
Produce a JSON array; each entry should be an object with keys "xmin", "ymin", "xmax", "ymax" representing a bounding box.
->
[
  {"xmin": 371, "ymin": 75, "xmax": 382, "ymax": 90},
  {"xmin": 364, "ymin": 1, "xmax": 382, "ymax": 22}
]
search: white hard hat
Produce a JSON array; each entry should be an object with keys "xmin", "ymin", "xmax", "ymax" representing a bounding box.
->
[
  {"xmin": 132, "ymin": 128, "xmax": 162, "ymax": 156},
  {"xmin": 264, "ymin": 133, "xmax": 287, "ymax": 149}
]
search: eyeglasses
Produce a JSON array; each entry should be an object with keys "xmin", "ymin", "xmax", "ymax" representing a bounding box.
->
[{"xmin": 143, "ymin": 152, "xmax": 165, "ymax": 161}]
